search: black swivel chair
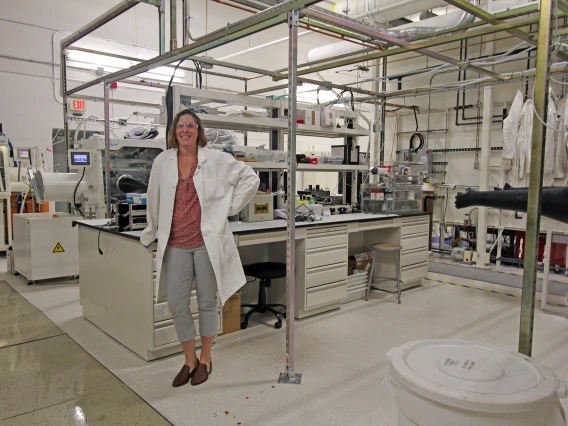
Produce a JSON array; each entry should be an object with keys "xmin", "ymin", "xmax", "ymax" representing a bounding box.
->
[{"xmin": 241, "ymin": 262, "xmax": 287, "ymax": 329}]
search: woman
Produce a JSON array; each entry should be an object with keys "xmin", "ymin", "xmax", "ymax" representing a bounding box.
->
[{"xmin": 140, "ymin": 109, "xmax": 259, "ymax": 387}]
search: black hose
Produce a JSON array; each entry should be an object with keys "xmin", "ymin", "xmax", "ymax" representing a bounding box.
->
[
  {"xmin": 73, "ymin": 168, "xmax": 86, "ymax": 218},
  {"xmin": 409, "ymin": 133, "xmax": 424, "ymax": 154}
]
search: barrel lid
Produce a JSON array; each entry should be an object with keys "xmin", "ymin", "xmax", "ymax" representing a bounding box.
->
[{"xmin": 388, "ymin": 340, "xmax": 564, "ymax": 414}]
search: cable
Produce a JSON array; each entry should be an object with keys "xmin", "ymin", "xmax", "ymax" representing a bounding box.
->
[
  {"xmin": 125, "ymin": 125, "xmax": 159, "ymax": 139},
  {"xmin": 73, "ymin": 168, "xmax": 86, "ymax": 218},
  {"xmin": 165, "ymin": 60, "xmax": 185, "ymax": 147},
  {"xmin": 409, "ymin": 132, "xmax": 424, "ymax": 154},
  {"xmin": 98, "ymin": 219, "xmax": 115, "ymax": 255}
]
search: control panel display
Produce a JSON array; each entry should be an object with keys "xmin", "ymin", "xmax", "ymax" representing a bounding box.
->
[
  {"xmin": 71, "ymin": 152, "xmax": 91, "ymax": 166},
  {"xmin": 18, "ymin": 150, "xmax": 29, "ymax": 159}
]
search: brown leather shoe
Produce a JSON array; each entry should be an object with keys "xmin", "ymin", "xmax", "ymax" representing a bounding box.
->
[
  {"xmin": 191, "ymin": 360, "xmax": 212, "ymax": 386},
  {"xmin": 172, "ymin": 362, "xmax": 198, "ymax": 387}
]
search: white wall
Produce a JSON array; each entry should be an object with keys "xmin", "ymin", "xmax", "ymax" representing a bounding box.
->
[
  {"xmin": 2, "ymin": 0, "xmax": 563, "ymax": 228},
  {"xmin": 0, "ymin": 0, "xmax": 351, "ymax": 175}
]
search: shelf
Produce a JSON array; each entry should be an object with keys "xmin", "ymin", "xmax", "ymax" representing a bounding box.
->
[
  {"xmin": 247, "ymin": 162, "xmax": 368, "ymax": 172},
  {"xmin": 298, "ymin": 164, "xmax": 369, "ymax": 172},
  {"xmin": 397, "ymin": 129, "xmax": 448, "ymax": 136},
  {"xmin": 197, "ymin": 114, "xmax": 369, "ymax": 138}
]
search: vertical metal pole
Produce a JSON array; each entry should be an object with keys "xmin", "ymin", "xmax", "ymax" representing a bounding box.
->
[
  {"xmin": 519, "ymin": 0, "xmax": 552, "ymax": 357},
  {"xmin": 380, "ymin": 59, "xmax": 387, "ymax": 164},
  {"xmin": 477, "ymin": 16, "xmax": 495, "ymax": 267},
  {"xmin": 279, "ymin": 8, "xmax": 301, "ymax": 385},
  {"xmin": 496, "ymin": 210, "xmax": 503, "ymax": 267},
  {"xmin": 61, "ymin": 49, "xmax": 70, "ymax": 173},
  {"xmin": 170, "ymin": 0, "xmax": 177, "ymax": 51},
  {"xmin": 159, "ymin": 0, "xmax": 166, "ymax": 54},
  {"xmin": 104, "ymin": 84, "xmax": 112, "ymax": 219}
]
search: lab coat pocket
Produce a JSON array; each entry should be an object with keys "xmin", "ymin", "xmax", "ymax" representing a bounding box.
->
[{"xmin": 204, "ymin": 178, "xmax": 224, "ymax": 202}]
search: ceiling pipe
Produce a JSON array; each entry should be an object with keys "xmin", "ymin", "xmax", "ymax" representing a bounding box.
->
[{"xmin": 307, "ymin": 0, "xmax": 529, "ymax": 65}]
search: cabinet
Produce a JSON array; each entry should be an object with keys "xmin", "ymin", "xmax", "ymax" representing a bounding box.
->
[
  {"xmin": 296, "ymin": 225, "xmax": 348, "ymax": 319},
  {"xmin": 151, "ymin": 249, "xmax": 222, "ymax": 349},
  {"xmin": 78, "ymin": 225, "xmax": 222, "ymax": 362}
]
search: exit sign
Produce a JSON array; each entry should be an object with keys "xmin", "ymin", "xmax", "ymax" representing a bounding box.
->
[{"xmin": 68, "ymin": 99, "xmax": 86, "ymax": 113}]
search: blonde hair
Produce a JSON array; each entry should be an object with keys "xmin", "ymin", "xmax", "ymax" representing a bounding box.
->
[{"xmin": 168, "ymin": 109, "xmax": 207, "ymax": 149}]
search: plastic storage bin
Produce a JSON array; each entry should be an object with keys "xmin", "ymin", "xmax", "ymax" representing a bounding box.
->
[{"xmin": 387, "ymin": 339, "xmax": 567, "ymax": 426}]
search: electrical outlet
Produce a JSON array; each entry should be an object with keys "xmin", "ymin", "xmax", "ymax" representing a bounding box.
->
[{"xmin": 473, "ymin": 161, "xmax": 480, "ymax": 170}]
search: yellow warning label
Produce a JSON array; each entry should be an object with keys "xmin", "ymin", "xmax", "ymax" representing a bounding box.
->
[{"xmin": 52, "ymin": 243, "xmax": 65, "ymax": 254}]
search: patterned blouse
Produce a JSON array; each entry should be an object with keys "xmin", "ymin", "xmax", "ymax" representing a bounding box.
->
[{"xmin": 167, "ymin": 159, "xmax": 205, "ymax": 248}]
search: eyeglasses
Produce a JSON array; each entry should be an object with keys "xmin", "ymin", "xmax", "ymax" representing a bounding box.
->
[{"xmin": 176, "ymin": 122, "xmax": 199, "ymax": 130}]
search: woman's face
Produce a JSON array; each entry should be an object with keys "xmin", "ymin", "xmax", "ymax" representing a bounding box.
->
[{"xmin": 175, "ymin": 114, "xmax": 199, "ymax": 149}]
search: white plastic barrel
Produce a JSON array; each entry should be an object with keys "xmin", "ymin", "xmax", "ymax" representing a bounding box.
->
[{"xmin": 387, "ymin": 340, "xmax": 567, "ymax": 426}]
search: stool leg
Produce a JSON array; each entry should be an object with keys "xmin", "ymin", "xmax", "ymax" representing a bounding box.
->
[
  {"xmin": 395, "ymin": 250, "xmax": 401, "ymax": 304},
  {"xmin": 365, "ymin": 253, "xmax": 377, "ymax": 301}
]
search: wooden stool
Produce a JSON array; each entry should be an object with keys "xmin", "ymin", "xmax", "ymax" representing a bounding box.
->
[{"xmin": 365, "ymin": 243, "xmax": 403, "ymax": 304}]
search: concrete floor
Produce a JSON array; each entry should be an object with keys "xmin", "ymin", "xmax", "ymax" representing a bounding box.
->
[{"xmin": 2, "ymin": 263, "xmax": 568, "ymax": 425}]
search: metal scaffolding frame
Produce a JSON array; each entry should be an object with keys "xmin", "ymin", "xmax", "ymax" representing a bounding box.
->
[{"xmin": 60, "ymin": 0, "xmax": 559, "ymax": 371}]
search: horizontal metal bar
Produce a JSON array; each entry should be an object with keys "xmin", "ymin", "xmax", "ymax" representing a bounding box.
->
[
  {"xmin": 444, "ymin": 0, "xmax": 535, "ymax": 45},
  {"xmin": 407, "ymin": 3, "xmax": 539, "ymax": 43},
  {"xmin": 61, "ymin": 0, "xmax": 140, "ymax": 49},
  {"xmin": 445, "ymin": 0, "xmax": 568, "ymax": 61},
  {"xmin": 284, "ymin": 15, "xmax": 539, "ymax": 79},
  {"xmin": 68, "ymin": 46, "xmax": 249, "ymax": 81},
  {"xmin": 288, "ymin": 8, "xmax": 507, "ymax": 81},
  {"xmin": 274, "ymin": 3, "xmax": 541, "ymax": 74},
  {"xmin": 67, "ymin": 0, "xmax": 318, "ymax": 95}
]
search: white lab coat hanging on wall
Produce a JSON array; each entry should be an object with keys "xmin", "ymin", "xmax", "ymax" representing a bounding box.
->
[
  {"xmin": 500, "ymin": 90, "xmax": 524, "ymax": 188},
  {"xmin": 555, "ymin": 94, "xmax": 568, "ymax": 184},
  {"xmin": 516, "ymin": 99, "xmax": 534, "ymax": 188},
  {"xmin": 544, "ymin": 88, "xmax": 558, "ymax": 187},
  {"xmin": 140, "ymin": 147, "xmax": 260, "ymax": 305}
]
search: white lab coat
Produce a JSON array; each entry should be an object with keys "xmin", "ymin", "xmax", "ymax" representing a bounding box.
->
[
  {"xmin": 544, "ymin": 89, "xmax": 558, "ymax": 186},
  {"xmin": 516, "ymin": 99, "xmax": 534, "ymax": 188},
  {"xmin": 555, "ymin": 94, "xmax": 568, "ymax": 183},
  {"xmin": 500, "ymin": 90, "xmax": 523, "ymax": 188},
  {"xmin": 140, "ymin": 147, "xmax": 260, "ymax": 305}
]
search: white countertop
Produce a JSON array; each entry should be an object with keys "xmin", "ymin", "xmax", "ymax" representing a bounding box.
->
[{"xmin": 75, "ymin": 212, "xmax": 406, "ymax": 239}]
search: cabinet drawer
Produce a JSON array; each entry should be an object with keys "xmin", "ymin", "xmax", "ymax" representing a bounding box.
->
[
  {"xmin": 154, "ymin": 302, "xmax": 171, "ymax": 322},
  {"xmin": 402, "ymin": 223, "xmax": 430, "ymax": 236},
  {"xmin": 401, "ymin": 234, "xmax": 429, "ymax": 251},
  {"xmin": 239, "ymin": 230, "xmax": 287, "ymax": 246},
  {"xmin": 402, "ymin": 216, "xmax": 429, "ymax": 225},
  {"xmin": 306, "ymin": 263, "xmax": 347, "ymax": 289},
  {"xmin": 307, "ymin": 225, "xmax": 347, "ymax": 237},
  {"xmin": 358, "ymin": 220, "xmax": 394, "ymax": 232},
  {"xmin": 307, "ymin": 234, "xmax": 347, "ymax": 250},
  {"xmin": 401, "ymin": 262, "xmax": 428, "ymax": 283},
  {"xmin": 154, "ymin": 322, "xmax": 179, "ymax": 347},
  {"xmin": 153, "ymin": 293, "xmax": 201, "ymax": 322},
  {"xmin": 306, "ymin": 247, "xmax": 347, "ymax": 269},
  {"xmin": 154, "ymin": 309, "xmax": 221, "ymax": 347},
  {"xmin": 306, "ymin": 281, "xmax": 346, "ymax": 308},
  {"xmin": 401, "ymin": 249, "xmax": 429, "ymax": 267}
]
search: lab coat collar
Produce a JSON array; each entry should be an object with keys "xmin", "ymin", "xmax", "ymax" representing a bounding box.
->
[{"xmin": 167, "ymin": 147, "xmax": 207, "ymax": 169}]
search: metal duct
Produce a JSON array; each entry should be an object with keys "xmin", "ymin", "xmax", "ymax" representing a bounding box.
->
[
  {"xmin": 331, "ymin": 0, "xmax": 447, "ymax": 24},
  {"xmin": 307, "ymin": 0, "xmax": 529, "ymax": 65}
]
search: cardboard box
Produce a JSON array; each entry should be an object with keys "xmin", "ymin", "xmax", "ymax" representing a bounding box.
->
[
  {"xmin": 296, "ymin": 109, "xmax": 320, "ymax": 126},
  {"xmin": 348, "ymin": 251, "xmax": 374, "ymax": 277},
  {"xmin": 220, "ymin": 292, "xmax": 241, "ymax": 335},
  {"xmin": 320, "ymin": 108, "xmax": 337, "ymax": 127}
]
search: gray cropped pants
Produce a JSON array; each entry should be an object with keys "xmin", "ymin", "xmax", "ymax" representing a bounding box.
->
[{"xmin": 163, "ymin": 244, "xmax": 218, "ymax": 342}]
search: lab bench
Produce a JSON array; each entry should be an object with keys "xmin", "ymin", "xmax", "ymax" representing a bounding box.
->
[{"xmin": 74, "ymin": 212, "xmax": 430, "ymax": 361}]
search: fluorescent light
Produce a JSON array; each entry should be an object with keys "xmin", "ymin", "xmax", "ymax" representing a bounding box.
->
[{"xmin": 66, "ymin": 50, "xmax": 185, "ymax": 80}]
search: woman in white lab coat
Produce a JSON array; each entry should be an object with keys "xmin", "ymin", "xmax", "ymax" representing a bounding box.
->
[{"xmin": 140, "ymin": 109, "xmax": 259, "ymax": 387}]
